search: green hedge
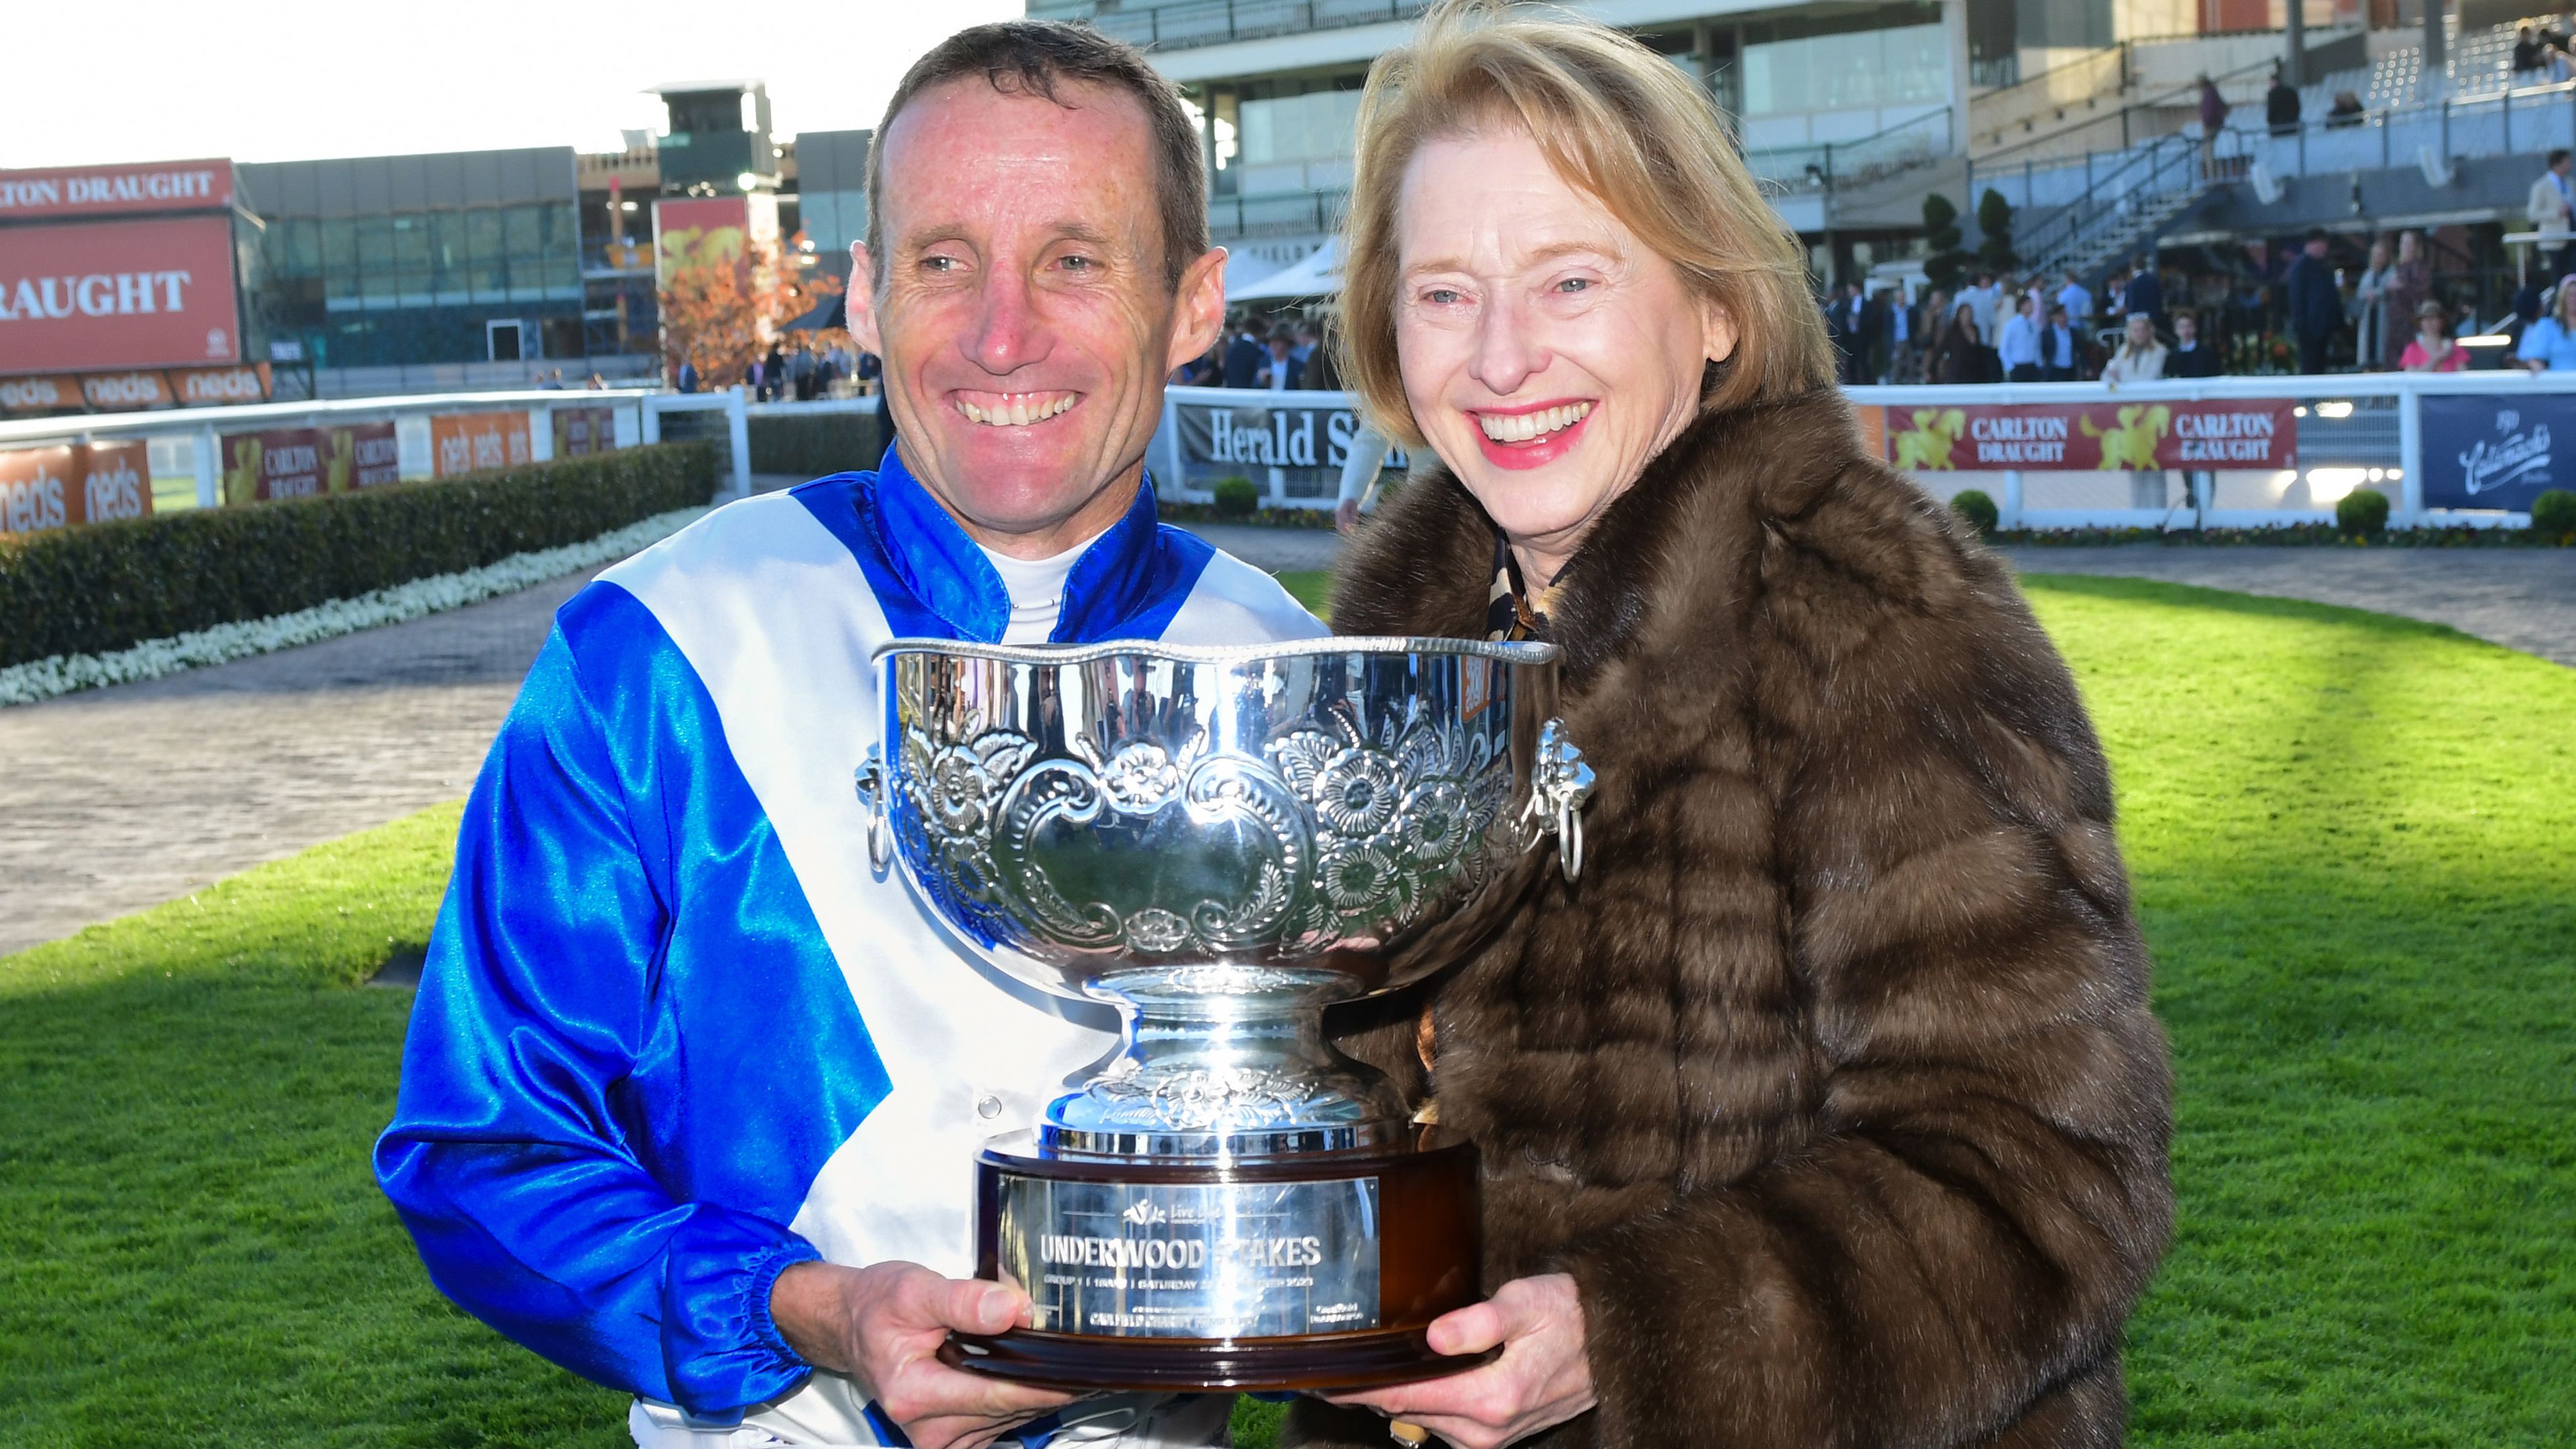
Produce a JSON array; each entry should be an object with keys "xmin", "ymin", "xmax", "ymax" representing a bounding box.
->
[
  {"xmin": 748, "ymin": 410, "xmax": 887, "ymax": 479},
  {"xmin": 0, "ymin": 442, "xmax": 716, "ymax": 668}
]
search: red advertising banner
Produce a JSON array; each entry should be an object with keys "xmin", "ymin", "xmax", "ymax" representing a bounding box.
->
[
  {"xmin": 1886, "ymin": 400, "xmax": 2298, "ymax": 472},
  {"xmin": 333, "ymin": 422, "xmax": 402, "ymax": 489},
  {"xmin": 431, "ymin": 411, "xmax": 532, "ymax": 477},
  {"xmin": 222, "ymin": 430, "xmax": 326, "ymax": 504},
  {"xmin": 218, "ymin": 423, "xmax": 400, "ymax": 504},
  {"xmin": 0, "ymin": 215, "xmax": 241, "ymax": 373},
  {"xmin": 0, "ymin": 374, "xmax": 82, "ymax": 415},
  {"xmin": 0, "ymin": 160, "xmax": 233, "ymax": 221},
  {"xmin": 551, "ymin": 406, "xmax": 619, "ymax": 458},
  {"xmin": 0, "ymin": 441, "xmax": 152, "ymax": 534}
]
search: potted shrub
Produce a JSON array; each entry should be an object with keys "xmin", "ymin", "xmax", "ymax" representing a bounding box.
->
[
  {"xmin": 1949, "ymin": 488, "xmax": 1999, "ymax": 537},
  {"xmin": 1211, "ymin": 476, "xmax": 1260, "ymax": 521},
  {"xmin": 2336, "ymin": 487, "xmax": 2390, "ymax": 540}
]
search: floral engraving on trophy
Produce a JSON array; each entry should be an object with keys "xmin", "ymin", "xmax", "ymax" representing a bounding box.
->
[
  {"xmin": 1092, "ymin": 1062, "xmax": 1313, "ymax": 1130},
  {"xmin": 1267, "ymin": 710, "xmax": 1507, "ymax": 948}
]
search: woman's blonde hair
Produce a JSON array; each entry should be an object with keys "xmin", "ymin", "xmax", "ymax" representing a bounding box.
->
[{"xmin": 1335, "ymin": 0, "xmax": 1833, "ymax": 445}]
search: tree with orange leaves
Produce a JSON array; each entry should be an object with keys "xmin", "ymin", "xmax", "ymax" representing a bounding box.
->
[{"xmin": 657, "ymin": 223, "xmax": 844, "ymax": 389}]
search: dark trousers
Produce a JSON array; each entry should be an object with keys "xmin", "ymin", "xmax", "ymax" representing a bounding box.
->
[
  {"xmin": 2043, "ymin": 364, "xmax": 2079, "ymax": 381},
  {"xmin": 2008, "ymin": 362, "xmax": 2043, "ymax": 382},
  {"xmin": 2297, "ymin": 331, "xmax": 2332, "ymax": 374}
]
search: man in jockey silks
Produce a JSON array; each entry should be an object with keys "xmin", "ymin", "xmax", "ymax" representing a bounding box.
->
[{"xmin": 376, "ymin": 22, "xmax": 1324, "ymax": 1449}]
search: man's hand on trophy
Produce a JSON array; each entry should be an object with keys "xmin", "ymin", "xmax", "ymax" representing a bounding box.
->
[
  {"xmin": 1321, "ymin": 1273, "xmax": 1597, "ymax": 1449},
  {"xmin": 770, "ymin": 1260, "xmax": 1075, "ymax": 1449}
]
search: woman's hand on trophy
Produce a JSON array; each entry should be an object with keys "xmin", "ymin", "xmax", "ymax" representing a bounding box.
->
[
  {"xmin": 1323, "ymin": 1273, "xmax": 1597, "ymax": 1449},
  {"xmin": 770, "ymin": 1259, "xmax": 1075, "ymax": 1449}
]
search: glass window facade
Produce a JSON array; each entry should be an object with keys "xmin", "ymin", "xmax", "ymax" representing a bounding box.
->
[
  {"xmin": 259, "ymin": 202, "xmax": 584, "ymax": 366},
  {"xmin": 1741, "ymin": 10, "xmax": 1949, "ymax": 116},
  {"xmin": 1238, "ymin": 86, "xmax": 1365, "ymax": 167}
]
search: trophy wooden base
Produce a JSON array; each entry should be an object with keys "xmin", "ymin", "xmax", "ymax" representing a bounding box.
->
[
  {"xmin": 948, "ymin": 1136, "xmax": 1487, "ymax": 1393},
  {"xmin": 937, "ymin": 1324, "xmax": 1497, "ymax": 1393}
]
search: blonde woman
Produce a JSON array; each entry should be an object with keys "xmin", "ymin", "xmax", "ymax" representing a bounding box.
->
[
  {"xmin": 2100, "ymin": 312, "xmax": 2168, "ymax": 384},
  {"xmin": 1308, "ymin": 5, "xmax": 2175, "ymax": 1446},
  {"xmin": 2099, "ymin": 315, "xmax": 2171, "ymax": 507}
]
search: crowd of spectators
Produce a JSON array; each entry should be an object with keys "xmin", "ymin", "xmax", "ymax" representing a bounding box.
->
[
  {"xmin": 1172, "ymin": 312, "xmax": 1344, "ymax": 390},
  {"xmin": 1828, "ymin": 193, "xmax": 2576, "ymax": 383},
  {"xmin": 1829, "ymin": 255, "xmax": 2201, "ymax": 385}
]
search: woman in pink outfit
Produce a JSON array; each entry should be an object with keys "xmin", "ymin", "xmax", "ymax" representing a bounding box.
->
[{"xmin": 2398, "ymin": 301, "xmax": 2467, "ymax": 372}]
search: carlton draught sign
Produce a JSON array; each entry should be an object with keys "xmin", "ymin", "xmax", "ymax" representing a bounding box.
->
[
  {"xmin": 1885, "ymin": 400, "xmax": 2297, "ymax": 472},
  {"xmin": 0, "ymin": 215, "xmax": 241, "ymax": 372}
]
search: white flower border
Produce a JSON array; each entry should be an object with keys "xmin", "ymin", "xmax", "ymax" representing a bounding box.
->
[{"xmin": 0, "ymin": 506, "xmax": 708, "ymax": 708}]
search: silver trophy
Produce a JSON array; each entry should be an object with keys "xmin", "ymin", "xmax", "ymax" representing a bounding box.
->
[{"xmin": 856, "ymin": 637, "xmax": 1592, "ymax": 1391}]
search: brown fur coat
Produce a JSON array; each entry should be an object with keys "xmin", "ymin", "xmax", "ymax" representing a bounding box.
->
[{"xmin": 1292, "ymin": 390, "xmax": 2175, "ymax": 1449}]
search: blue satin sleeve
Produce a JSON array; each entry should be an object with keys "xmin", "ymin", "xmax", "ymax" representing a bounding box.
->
[{"xmin": 374, "ymin": 621, "xmax": 818, "ymax": 1413}]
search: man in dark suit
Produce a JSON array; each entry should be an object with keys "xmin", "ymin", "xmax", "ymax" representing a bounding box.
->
[
  {"xmin": 1222, "ymin": 316, "xmax": 1267, "ymax": 387},
  {"xmin": 2265, "ymin": 66, "xmax": 2302, "ymax": 136},
  {"xmin": 2122, "ymin": 257, "xmax": 2163, "ymax": 331},
  {"xmin": 2040, "ymin": 303, "xmax": 2082, "ymax": 380},
  {"xmin": 1257, "ymin": 329, "xmax": 1303, "ymax": 390},
  {"xmin": 1821, "ymin": 283, "xmax": 1854, "ymax": 384},
  {"xmin": 2284, "ymin": 229, "xmax": 2343, "ymax": 373},
  {"xmin": 2165, "ymin": 307, "xmax": 2224, "ymax": 378}
]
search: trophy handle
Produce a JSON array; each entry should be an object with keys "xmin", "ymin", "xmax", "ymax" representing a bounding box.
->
[
  {"xmin": 855, "ymin": 745, "xmax": 893, "ymax": 875},
  {"xmin": 1518, "ymin": 718, "xmax": 1595, "ymax": 884}
]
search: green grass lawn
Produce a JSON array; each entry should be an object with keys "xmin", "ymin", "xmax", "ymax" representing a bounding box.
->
[{"xmin": 3, "ymin": 576, "xmax": 2569, "ymax": 1446}]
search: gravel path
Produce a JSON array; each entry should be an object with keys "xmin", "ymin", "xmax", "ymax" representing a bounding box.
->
[
  {"xmin": 0, "ymin": 573, "xmax": 589, "ymax": 959},
  {"xmin": 1996, "ymin": 546, "xmax": 2576, "ymax": 669},
  {"xmin": 5, "ymin": 528, "xmax": 2563, "ymax": 958}
]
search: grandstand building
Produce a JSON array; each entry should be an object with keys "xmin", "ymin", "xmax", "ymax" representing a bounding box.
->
[{"xmin": 1038, "ymin": 0, "xmax": 2572, "ymax": 331}]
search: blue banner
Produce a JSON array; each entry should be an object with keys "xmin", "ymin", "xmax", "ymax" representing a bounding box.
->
[{"xmin": 2418, "ymin": 394, "xmax": 2569, "ymax": 511}]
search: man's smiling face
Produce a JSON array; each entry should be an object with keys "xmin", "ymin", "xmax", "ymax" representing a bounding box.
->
[{"xmin": 849, "ymin": 76, "xmax": 1223, "ymax": 557}]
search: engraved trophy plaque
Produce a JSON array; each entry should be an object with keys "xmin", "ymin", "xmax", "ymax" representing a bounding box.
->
[{"xmin": 857, "ymin": 637, "xmax": 1593, "ymax": 1391}]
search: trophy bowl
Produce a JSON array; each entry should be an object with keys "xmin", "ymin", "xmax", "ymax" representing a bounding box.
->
[{"xmin": 859, "ymin": 636, "xmax": 1591, "ymax": 1392}]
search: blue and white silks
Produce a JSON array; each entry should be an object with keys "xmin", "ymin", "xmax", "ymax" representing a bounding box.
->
[{"xmin": 376, "ymin": 449, "xmax": 1326, "ymax": 1445}]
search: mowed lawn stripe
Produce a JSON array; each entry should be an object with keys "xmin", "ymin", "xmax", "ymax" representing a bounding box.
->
[{"xmin": 1, "ymin": 573, "xmax": 2567, "ymax": 1447}]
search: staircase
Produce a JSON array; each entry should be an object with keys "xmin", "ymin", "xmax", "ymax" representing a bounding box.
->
[{"xmin": 2007, "ymin": 134, "xmax": 2213, "ymax": 294}]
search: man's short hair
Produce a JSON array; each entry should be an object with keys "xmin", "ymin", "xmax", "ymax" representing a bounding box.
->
[
  {"xmin": 2552, "ymin": 148, "xmax": 2573, "ymax": 167},
  {"xmin": 2171, "ymin": 306, "xmax": 2198, "ymax": 325},
  {"xmin": 2306, "ymin": 227, "xmax": 2330, "ymax": 244},
  {"xmin": 2047, "ymin": 303, "xmax": 2068, "ymax": 317},
  {"xmin": 864, "ymin": 20, "xmax": 1209, "ymax": 290}
]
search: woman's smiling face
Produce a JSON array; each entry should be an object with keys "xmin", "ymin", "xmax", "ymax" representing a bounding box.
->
[{"xmin": 1392, "ymin": 127, "xmax": 1733, "ymax": 585}]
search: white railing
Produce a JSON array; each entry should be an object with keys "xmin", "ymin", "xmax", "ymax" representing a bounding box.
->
[
  {"xmin": 0, "ymin": 386, "xmax": 754, "ymax": 506},
  {"xmin": 13, "ymin": 372, "xmax": 2563, "ymax": 535},
  {"xmin": 1157, "ymin": 372, "xmax": 2576, "ymax": 529}
]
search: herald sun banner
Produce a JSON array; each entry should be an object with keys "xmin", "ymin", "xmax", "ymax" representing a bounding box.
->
[
  {"xmin": 431, "ymin": 411, "xmax": 532, "ymax": 478},
  {"xmin": 221, "ymin": 423, "xmax": 401, "ymax": 504},
  {"xmin": 2417, "ymin": 394, "xmax": 2568, "ymax": 512},
  {"xmin": 1173, "ymin": 402, "xmax": 1407, "ymax": 472},
  {"xmin": 1885, "ymin": 400, "xmax": 2298, "ymax": 472},
  {"xmin": 0, "ymin": 215, "xmax": 241, "ymax": 372},
  {"xmin": 0, "ymin": 441, "xmax": 152, "ymax": 535}
]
